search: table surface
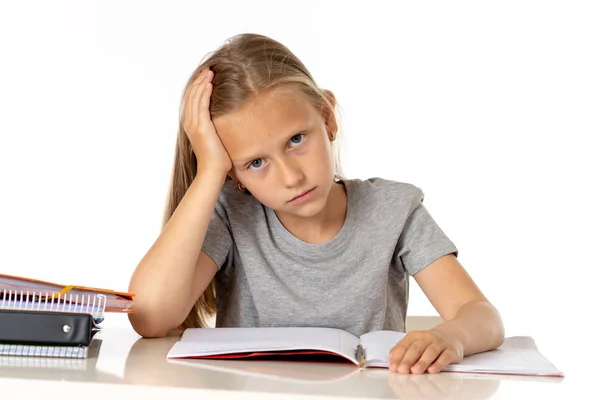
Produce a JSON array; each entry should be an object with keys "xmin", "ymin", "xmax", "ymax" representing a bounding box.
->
[{"xmin": 0, "ymin": 315, "xmax": 584, "ymax": 399}]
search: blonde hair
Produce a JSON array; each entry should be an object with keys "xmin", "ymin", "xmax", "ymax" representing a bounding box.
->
[{"xmin": 163, "ymin": 33, "xmax": 344, "ymax": 330}]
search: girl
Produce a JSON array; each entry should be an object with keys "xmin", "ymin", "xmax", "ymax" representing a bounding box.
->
[{"xmin": 128, "ymin": 33, "xmax": 504, "ymax": 375}]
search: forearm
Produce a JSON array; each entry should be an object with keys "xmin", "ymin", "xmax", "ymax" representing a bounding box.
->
[
  {"xmin": 432, "ymin": 300, "xmax": 505, "ymax": 356},
  {"xmin": 128, "ymin": 170, "xmax": 227, "ymax": 336}
]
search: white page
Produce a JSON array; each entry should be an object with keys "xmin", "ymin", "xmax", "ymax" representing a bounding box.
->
[
  {"xmin": 443, "ymin": 336, "xmax": 563, "ymax": 376},
  {"xmin": 359, "ymin": 330, "xmax": 406, "ymax": 367},
  {"xmin": 167, "ymin": 327, "xmax": 360, "ymax": 364},
  {"xmin": 359, "ymin": 333, "xmax": 562, "ymax": 377}
]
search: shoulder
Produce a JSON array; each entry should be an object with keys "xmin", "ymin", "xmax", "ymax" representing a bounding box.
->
[{"xmin": 345, "ymin": 177, "xmax": 424, "ymax": 210}]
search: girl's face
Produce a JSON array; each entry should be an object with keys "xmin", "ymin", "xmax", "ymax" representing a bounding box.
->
[{"xmin": 213, "ymin": 86, "xmax": 337, "ymax": 218}]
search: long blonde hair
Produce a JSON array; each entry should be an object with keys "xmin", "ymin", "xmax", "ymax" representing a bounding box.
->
[{"xmin": 164, "ymin": 33, "xmax": 344, "ymax": 330}]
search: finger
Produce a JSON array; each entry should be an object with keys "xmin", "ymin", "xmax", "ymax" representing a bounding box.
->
[
  {"xmin": 184, "ymin": 69, "xmax": 211, "ymax": 123},
  {"xmin": 389, "ymin": 336, "xmax": 417, "ymax": 372},
  {"xmin": 186, "ymin": 76, "xmax": 210, "ymax": 129},
  {"xmin": 397, "ymin": 340, "xmax": 429, "ymax": 374},
  {"xmin": 410, "ymin": 343, "xmax": 444, "ymax": 375},
  {"xmin": 191, "ymin": 68, "xmax": 211, "ymax": 91},
  {"xmin": 193, "ymin": 70, "xmax": 214, "ymax": 121},
  {"xmin": 199, "ymin": 79, "xmax": 213, "ymax": 122},
  {"xmin": 427, "ymin": 348, "xmax": 456, "ymax": 374},
  {"xmin": 191, "ymin": 67, "xmax": 211, "ymax": 87},
  {"xmin": 186, "ymin": 69, "xmax": 209, "ymax": 104},
  {"xmin": 183, "ymin": 85, "xmax": 199, "ymax": 129}
]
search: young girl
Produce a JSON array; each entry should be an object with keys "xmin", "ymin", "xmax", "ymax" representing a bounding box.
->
[{"xmin": 128, "ymin": 33, "xmax": 504, "ymax": 375}]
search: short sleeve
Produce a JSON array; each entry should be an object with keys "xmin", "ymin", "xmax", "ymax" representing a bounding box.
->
[
  {"xmin": 201, "ymin": 195, "xmax": 233, "ymax": 270},
  {"xmin": 395, "ymin": 201, "xmax": 459, "ymax": 276}
]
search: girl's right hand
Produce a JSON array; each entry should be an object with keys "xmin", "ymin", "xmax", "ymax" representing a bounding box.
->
[{"xmin": 183, "ymin": 67, "xmax": 232, "ymax": 175}]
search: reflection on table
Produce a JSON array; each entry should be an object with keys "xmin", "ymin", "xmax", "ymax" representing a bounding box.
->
[
  {"xmin": 123, "ymin": 333, "xmax": 503, "ymax": 399},
  {"xmin": 0, "ymin": 339, "xmax": 122, "ymax": 383},
  {"xmin": 0, "ymin": 321, "xmax": 567, "ymax": 399}
]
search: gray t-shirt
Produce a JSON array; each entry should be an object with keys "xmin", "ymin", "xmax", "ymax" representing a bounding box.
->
[{"xmin": 201, "ymin": 177, "xmax": 458, "ymax": 337}]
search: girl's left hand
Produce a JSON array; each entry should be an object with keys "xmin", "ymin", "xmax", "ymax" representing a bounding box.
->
[{"xmin": 388, "ymin": 329, "xmax": 464, "ymax": 374}]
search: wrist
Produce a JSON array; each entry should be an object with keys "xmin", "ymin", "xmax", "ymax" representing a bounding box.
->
[
  {"xmin": 431, "ymin": 322, "xmax": 467, "ymax": 356},
  {"xmin": 194, "ymin": 167, "xmax": 229, "ymax": 184}
]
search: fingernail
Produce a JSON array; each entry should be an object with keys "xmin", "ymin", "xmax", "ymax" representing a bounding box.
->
[{"xmin": 390, "ymin": 363, "xmax": 397, "ymax": 372}]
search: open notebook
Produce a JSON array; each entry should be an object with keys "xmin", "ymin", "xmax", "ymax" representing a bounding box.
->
[{"xmin": 166, "ymin": 327, "xmax": 564, "ymax": 377}]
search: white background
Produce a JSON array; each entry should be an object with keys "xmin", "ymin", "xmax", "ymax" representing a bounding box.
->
[{"xmin": 0, "ymin": 0, "xmax": 598, "ymax": 379}]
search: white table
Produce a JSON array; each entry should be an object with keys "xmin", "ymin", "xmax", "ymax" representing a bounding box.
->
[{"xmin": 0, "ymin": 316, "xmax": 583, "ymax": 399}]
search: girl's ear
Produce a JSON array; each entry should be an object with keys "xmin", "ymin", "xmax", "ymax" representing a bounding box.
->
[
  {"xmin": 227, "ymin": 171, "xmax": 246, "ymax": 190},
  {"xmin": 322, "ymin": 89, "xmax": 339, "ymax": 141}
]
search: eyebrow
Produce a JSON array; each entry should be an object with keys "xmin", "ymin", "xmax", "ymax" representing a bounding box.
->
[{"xmin": 233, "ymin": 125, "xmax": 308, "ymax": 166}]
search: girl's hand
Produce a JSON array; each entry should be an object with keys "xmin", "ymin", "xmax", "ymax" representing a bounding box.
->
[
  {"xmin": 182, "ymin": 67, "xmax": 232, "ymax": 175},
  {"xmin": 389, "ymin": 329, "xmax": 464, "ymax": 374}
]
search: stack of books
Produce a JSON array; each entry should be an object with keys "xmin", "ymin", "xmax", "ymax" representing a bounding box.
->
[{"xmin": 0, "ymin": 273, "xmax": 134, "ymax": 359}]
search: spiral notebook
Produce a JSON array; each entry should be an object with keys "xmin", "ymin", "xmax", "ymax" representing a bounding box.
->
[
  {"xmin": 0, "ymin": 288, "xmax": 106, "ymax": 359},
  {"xmin": 0, "ymin": 273, "xmax": 135, "ymax": 313}
]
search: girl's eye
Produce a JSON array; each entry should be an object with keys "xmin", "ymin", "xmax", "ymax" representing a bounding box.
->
[
  {"xmin": 289, "ymin": 134, "xmax": 305, "ymax": 147},
  {"xmin": 246, "ymin": 134, "xmax": 305, "ymax": 170},
  {"xmin": 248, "ymin": 159, "xmax": 264, "ymax": 170}
]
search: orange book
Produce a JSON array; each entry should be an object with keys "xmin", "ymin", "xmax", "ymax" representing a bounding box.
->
[{"xmin": 0, "ymin": 273, "xmax": 134, "ymax": 313}]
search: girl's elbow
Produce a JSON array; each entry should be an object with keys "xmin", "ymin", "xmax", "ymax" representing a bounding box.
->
[
  {"xmin": 491, "ymin": 312, "xmax": 505, "ymax": 349},
  {"xmin": 128, "ymin": 313, "xmax": 176, "ymax": 338}
]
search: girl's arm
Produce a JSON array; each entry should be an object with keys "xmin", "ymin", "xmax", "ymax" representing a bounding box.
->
[
  {"xmin": 389, "ymin": 254, "xmax": 505, "ymax": 374},
  {"xmin": 129, "ymin": 67, "xmax": 231, "ymax": 338},
  {"xmin": 127, "ymin": 169, "xmax": 227, "ymax": 338},
  {"xmin": 414, "ymin": 254, "xmax": 505, "ymax": 355}
]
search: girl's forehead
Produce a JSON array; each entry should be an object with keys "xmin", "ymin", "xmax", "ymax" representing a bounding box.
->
[
  {"xmin": 213, "ymin": 87, "xmax": 319, "ymax": 156},
  {"xmin": 219, "ymin": 86, "xmax": 311, "ymax": 126}
]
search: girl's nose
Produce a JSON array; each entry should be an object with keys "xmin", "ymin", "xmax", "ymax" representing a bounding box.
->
[{"xmin": 279, "ymin": 159, "xmax": 304, "ymax": 188}]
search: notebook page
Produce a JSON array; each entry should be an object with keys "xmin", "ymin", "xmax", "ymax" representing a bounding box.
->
[
  {"xmin": 359, "ymin": 330, "xmax": 406, "ymax": 367},
  {"xmin": 443, "ymin": 336, "xmax": 563, "ymax": 376},
  {"xmin": 167, "ymin": 327, "xmax": 360, "ymax": 363}
]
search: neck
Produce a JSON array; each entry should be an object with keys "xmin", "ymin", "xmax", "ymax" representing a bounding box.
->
[{"xmin": 275, "ymin": 181, "xmax": 347, "ymax": 244}]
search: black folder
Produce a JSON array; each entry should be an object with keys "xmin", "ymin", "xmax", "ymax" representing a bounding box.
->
[{"xmin": 0, "ymin": 309, "xmax": 97, "ymax": 346}]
